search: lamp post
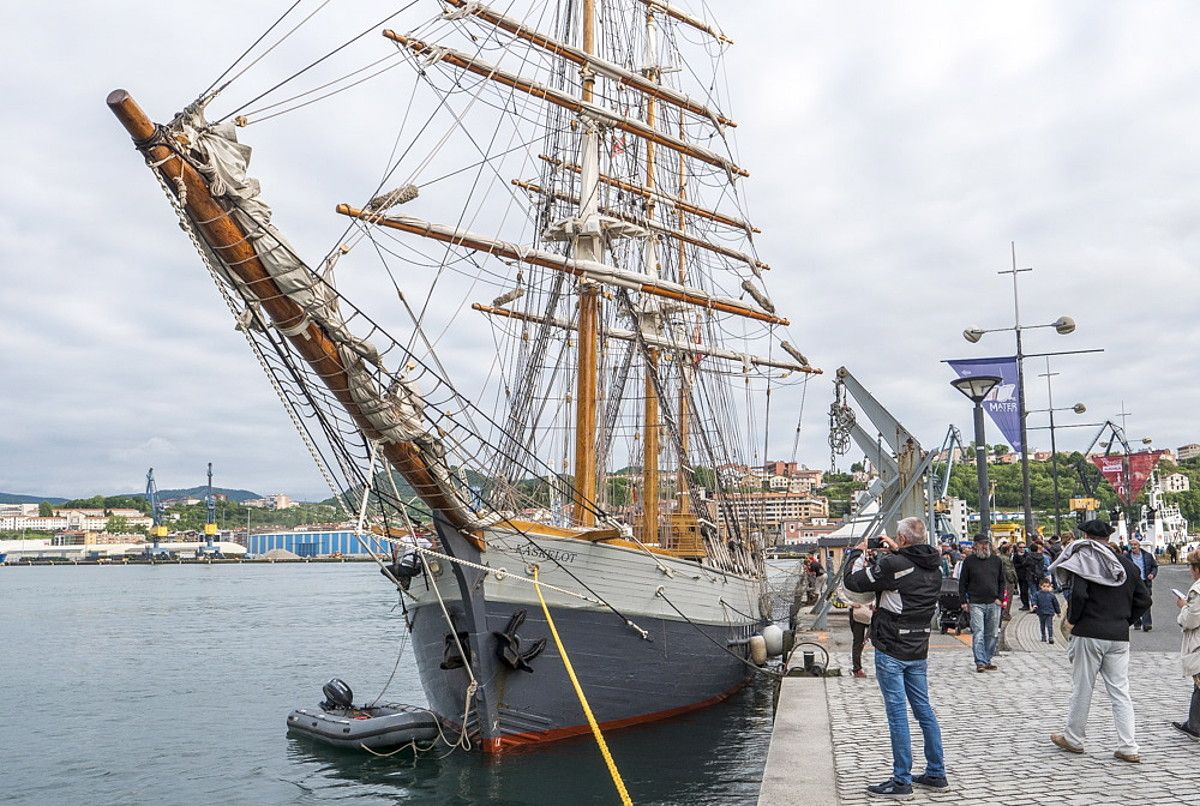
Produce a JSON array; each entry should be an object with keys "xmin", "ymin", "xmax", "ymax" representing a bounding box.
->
[
  {"xmin": 962, "ymin": 243, "xmax": 1077, "ymax": 540},
  {"xmin": 952, "ymin": 375, "xmax": 1003, "ymax": 538},
  {"xmin": 1027, "ymin": 359, "xmax": 1087, "ymax": 538}
]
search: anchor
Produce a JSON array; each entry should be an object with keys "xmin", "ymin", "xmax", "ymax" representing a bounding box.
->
[{"xmin": 492, "ymin": 609, "xmax": 547, "ymax": 673}]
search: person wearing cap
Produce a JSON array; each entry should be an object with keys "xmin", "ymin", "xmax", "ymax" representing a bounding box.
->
[
  {"xmin": 958, "ymin": 535, "xmax": 1007, "ymax": 672},
  {"xmin": 1048, "ymin": 520, "xmax": 1152, "ymax": 763}
]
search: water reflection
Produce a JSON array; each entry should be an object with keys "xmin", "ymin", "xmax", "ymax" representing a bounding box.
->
[{"xmin": 286, "ymin": 680, "xmax": 776, "ymax": 805}]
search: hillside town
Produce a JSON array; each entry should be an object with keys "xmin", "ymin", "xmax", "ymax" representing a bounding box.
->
[{"xmin": 5, "ymin": 439, "xmax": 1197, "ymax": 564}]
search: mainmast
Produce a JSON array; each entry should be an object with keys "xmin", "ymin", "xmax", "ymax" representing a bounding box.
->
[
  {"xmin": 675, "ymin": 114, "xmax": 692, "ymax": 516},
  {"xmin": 572, "ymin": 0, "xmax": 602, "ymax": 526},
  {"xmin": 639, "ymin": 6, "xmax": 662, "ymax": 540}
]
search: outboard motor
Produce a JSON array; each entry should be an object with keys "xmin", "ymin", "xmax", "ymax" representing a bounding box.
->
[
  {"xmin": 320, "ymin": 678, "xmax": 354, "ymax": 712},
  {"xmin": 381, "ymin": 550, "xmax": 423, "ymax": 590}
]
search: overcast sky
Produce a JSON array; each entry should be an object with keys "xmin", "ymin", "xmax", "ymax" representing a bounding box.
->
[{"xmin": 2, "ymin": 1, "xmax": 1197, "ymax": 500}]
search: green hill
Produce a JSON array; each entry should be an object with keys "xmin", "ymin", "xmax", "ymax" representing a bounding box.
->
[
  {"xmin": 111, "ymin": 486, "xmax": 263, "ymax": 503},
  {"xmin": 0, "ymin": 492, "xmax": 68, "ymax": 505}
]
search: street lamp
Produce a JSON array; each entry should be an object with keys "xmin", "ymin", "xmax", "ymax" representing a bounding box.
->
[
  {"xmin": 961, "ymin": 244, "xmax": 1079, "ymax": 540},
  {"xmin": 952, "ymin": 375, "xmax": 1002, "ymax": 538},
  {"xmin": 1028, "ymin": 362, "xmax": 1088, "ymax": 538}
]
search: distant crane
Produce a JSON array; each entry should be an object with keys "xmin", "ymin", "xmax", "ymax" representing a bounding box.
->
[
  {"xmin": 145, "ymin": 468, "xmax": 170, "ymax": 559},
  {"xmin": 199, "ymin": 462, "xmax": 222, "ymax": 557}
]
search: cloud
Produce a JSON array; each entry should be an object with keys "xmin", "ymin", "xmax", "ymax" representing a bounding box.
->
[
  {"xmin": 1, "ymin": 1, "xmax": 1197, "ymax": 502},
  {"xmin": 108, "ymin": 437, "xmax": 179, "ymax": 464}
]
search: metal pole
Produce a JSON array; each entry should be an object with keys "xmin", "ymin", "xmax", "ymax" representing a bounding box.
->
[
  {"xmin": 1049, "ymin": 407, "xmax": 1062, "ymax": 537},
  {"xmin": 1040, "ymin": 357, "xmax": 1063, "ymax": 538},
  {"xmin": 973, "ymin": 401, "xmax": 992, "ymax": 536},
  {"xmin": 1010, "ymin": 243, "xmax": 1035, "ymax": 540}
]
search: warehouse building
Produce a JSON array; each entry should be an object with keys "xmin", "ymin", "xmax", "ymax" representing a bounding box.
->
[{"xmin": 246, "ymin": 529, "xmax": 389, "ymax": 557}]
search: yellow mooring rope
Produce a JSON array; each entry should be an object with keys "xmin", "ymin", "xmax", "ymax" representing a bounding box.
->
[{"xmin": 532, "ymin": 566, "xmax": 633, "ymax": 806}]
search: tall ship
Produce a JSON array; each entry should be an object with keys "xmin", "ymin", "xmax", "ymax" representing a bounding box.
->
[{"xmin": 108, "ymin": 0, "xmax": 817, "ymax": 753}]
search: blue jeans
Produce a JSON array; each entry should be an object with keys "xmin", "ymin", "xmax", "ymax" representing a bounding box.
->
[
  {"xmin": 874, "ymin": 650, "xmax": 945, "ymax": 785},
  {"xmin": 969, "ymin": 602, "xmax": 1000, "ymax": 666}
]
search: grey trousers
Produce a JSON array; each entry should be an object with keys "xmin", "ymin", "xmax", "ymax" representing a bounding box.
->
[{"xmin": 1063, "ymin": 636, "xmax": 1138, "ymax": 754}]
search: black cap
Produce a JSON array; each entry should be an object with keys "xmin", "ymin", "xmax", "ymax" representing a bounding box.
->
[
  {"xmin": 1079, "ymin": 519, "xmax": 1115, "ymax": 538},
  {"xmin": 973, "ymin": 534, "xmax": 991, "ymax": 544}
]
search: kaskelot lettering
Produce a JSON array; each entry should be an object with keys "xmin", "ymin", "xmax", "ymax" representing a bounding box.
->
[{"xmin": 514, "ymin": 544, "xmax": 578, "ymax": 565}]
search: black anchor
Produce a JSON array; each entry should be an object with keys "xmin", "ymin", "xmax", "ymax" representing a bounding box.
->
[{"xmin": 492, "ymin": 609, "xmax": 547, "ymax": 673}]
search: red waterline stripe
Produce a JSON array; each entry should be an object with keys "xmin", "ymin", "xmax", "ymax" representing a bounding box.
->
[{"xmin": 481, "ymin": 678, "xmax": 749, "ymax": 754}]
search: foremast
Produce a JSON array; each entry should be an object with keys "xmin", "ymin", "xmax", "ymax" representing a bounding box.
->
[{"xmin": 572, "ymin": 0, "xmax": 603, "ymax": 527}]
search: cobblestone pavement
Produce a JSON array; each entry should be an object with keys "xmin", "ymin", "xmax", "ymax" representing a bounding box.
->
[{"xmin": 824, "ymin": 629, "xmax": 1198, "ymax": 805}]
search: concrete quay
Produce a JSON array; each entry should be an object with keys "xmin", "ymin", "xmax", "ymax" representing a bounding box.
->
[{"xmin": 759, "ymin": 598, "xmax": 1198, "ymax": 805}]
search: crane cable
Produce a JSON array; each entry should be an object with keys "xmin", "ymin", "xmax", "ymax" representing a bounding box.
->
[{"xmin": 531, "ymin": 566, "xmax": 633, "ymax": 806}]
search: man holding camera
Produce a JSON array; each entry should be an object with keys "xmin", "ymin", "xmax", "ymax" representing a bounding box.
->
[{"xmin": 845, "ymin": 516, "xmax": 947, "ymax": 800}]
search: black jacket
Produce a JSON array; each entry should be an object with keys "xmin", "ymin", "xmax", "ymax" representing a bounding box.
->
[
  {"xmin": 1012, "ymin": 551, "xmax": 1029, "ymax": 577},
  {"xmin": 844, "ymin": 544, "xmax": 942, "ymax": 661},
  {"xmin": 1024, "ymin": 550, "xmax": 1049, "ymax": 583},
  {"xmin": 1067, "ymin": 551, "xmax": 1153, "ymax": 642},
  {"xmin": 958, "ymin": 553, "xmax": 1006, "ymax": 604}
]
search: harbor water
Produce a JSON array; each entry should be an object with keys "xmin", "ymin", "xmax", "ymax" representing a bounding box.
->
[{"xmin": 2, "ymin": 564, "xmax": 776, "ymax": 805}]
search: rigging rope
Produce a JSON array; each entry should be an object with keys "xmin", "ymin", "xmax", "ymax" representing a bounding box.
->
[
  {"xmin": 655, "ymin": 588, "xmax": 782, "ymax": 680},
  {"xmin": 532, "ymin": 566, "xmax": 634, "ymax": 806}
]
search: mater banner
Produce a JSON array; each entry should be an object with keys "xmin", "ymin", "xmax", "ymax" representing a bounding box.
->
[
  {"xmin": 1090, "ymin": 450, "xmax": 1165, "ymax": 504},
  {"xmin": 947, "ymin": 356, "xmax": 1023, "ymax": 452}
]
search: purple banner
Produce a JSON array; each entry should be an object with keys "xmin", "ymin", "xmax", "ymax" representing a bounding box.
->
[{"xmin": 947, "ymin": 356, "xmax": 1022, "ymax": 452}]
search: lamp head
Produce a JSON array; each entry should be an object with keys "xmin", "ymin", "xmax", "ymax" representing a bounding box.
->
[
  {"xmin": 1054, "ymin": 316, "xmax": 1076, "ymax": 335},
  {"xmin": 1141, "ymin": 437, "xmax": 1152, "ymax": 445},
  {"xmin": 963, "ymin": 327, "xmax": 984, "ymax": 344},
  {"xmin": 951, "ymin": 374, "xmax": 1002, "ymax": 403},
  {"xmin": 1072, "ymin": 403, "xmax": 1086, "ymax": 414}
]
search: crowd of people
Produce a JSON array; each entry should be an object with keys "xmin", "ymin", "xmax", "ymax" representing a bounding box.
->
[{"xmin": 836, "ymin": 517, "xmax": 1200, "ymax": 800}]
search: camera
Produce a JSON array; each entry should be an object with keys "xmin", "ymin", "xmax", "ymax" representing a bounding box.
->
[{"xmin": 866, "ymin": 537, "xmax": 884, "ymax": 550}]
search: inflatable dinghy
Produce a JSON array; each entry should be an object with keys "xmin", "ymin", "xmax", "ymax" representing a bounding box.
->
[{"xmin": 287, "ymin": 678, "xmax": 441, "ymax": 751}]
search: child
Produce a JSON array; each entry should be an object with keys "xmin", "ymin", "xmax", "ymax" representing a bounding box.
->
[{"xmin": 1030, "ymin": 577, "xmax": 1061, "ymax": 643}]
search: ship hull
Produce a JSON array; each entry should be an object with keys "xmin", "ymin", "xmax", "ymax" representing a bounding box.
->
[{"xmin": 407, "ymin": 519, "xmax": 765, "ymax": 752}]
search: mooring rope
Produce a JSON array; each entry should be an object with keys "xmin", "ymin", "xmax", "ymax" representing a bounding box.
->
[{"xmin": 532, "ymin": 566, "xmax": 633, "ymax": 806}]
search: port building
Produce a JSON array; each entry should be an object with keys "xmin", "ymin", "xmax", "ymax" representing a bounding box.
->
[{"xmin": 246, "ymin": 529, "xmax": 388, "ymax": 557}]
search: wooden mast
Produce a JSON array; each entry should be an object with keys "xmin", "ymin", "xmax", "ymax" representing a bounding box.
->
[
  {"xmin": 640, "ymin": 7, "xmax": 661, "ymax": 540},
  {"xmin": 105, "ymin": 90, "xmax": 480, "ymax": 545},
  {"xmin": 572, "ymin": 0, "xmax": 601, "ymax": 526},
  {"xmin": 676, "ymin": 105, "xmax": 692, "ymax": 516}
]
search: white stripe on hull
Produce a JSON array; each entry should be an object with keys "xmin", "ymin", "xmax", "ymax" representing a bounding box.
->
[{"xmin": 412, "ymin": 529, "xmax": 765, "ymax": 627}]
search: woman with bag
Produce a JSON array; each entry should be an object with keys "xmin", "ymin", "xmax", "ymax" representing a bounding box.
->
[{"xmin": 1172, "ymin": 549, "xmax": 1200, "ymax": 739}]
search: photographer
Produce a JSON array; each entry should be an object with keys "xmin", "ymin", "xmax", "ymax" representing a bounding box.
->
[{"xmin": 844, "ymin": 516, "xmax": 947, "ymax": 799}]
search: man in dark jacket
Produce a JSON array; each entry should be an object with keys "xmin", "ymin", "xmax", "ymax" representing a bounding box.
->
[
  {"xmin": 845, "ymin": 516, "xmax": 947, "ymax": 799},
  {"xmin": 1013, "ymin": 543, "xmax": 1032, "ymax": 609},
  {"xmin": 1126, "ymin": 538, "xmax": 1159, "ymax": 631},
  {"xmin": 1026, "ymin": 543, "xmax": 1049, "ymax": 592},
  {"xmin": 1049, "ymin": 520, "xmax": 1152, "ymax": 763},
  {"xmin": 959, "ymin": 536, "xmax": 1007, "ymax": 672}
]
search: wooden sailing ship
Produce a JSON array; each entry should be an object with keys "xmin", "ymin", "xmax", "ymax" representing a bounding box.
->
[{"xmin": 109, "ymin": 0, "xmax": 819, "ymax": 752}]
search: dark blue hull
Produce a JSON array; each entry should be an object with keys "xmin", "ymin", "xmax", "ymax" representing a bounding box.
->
[{"xmin": 407, "ymin": 518, "xmax": 760, "ymax": 752}]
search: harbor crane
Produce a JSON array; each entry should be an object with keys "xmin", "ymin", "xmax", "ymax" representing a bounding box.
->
[
  {"xmin": 198, "ymin": 462, "xmax": 222, "ymax": 556},
  {"xmin": 1070, "ymin": 419, "xmax": 1152, "ymax": 526},
  {"xmin": 144, "ymin": 468, "xmax": 170, "ymax": 558}
]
